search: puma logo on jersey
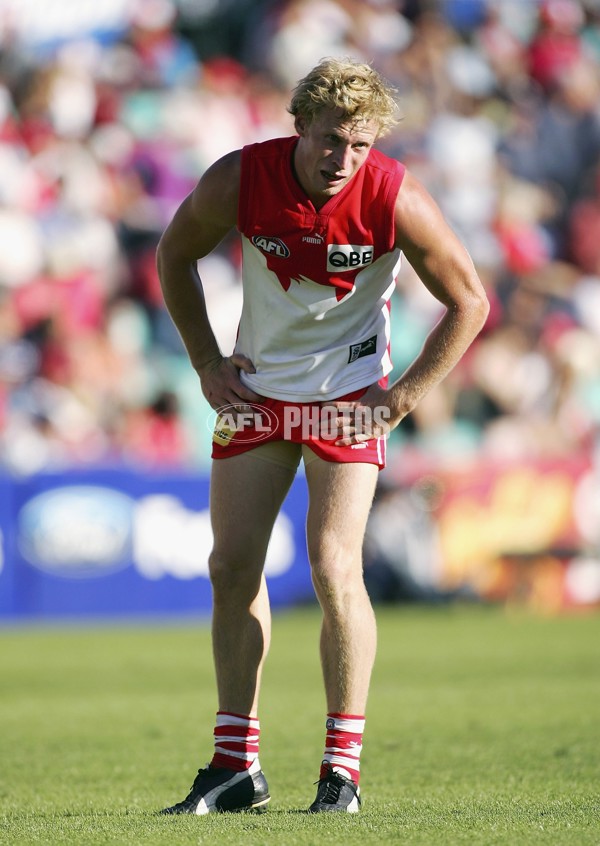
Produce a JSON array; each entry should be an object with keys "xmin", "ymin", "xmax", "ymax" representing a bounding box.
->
[
  {"xmin": 302, "ymin": 232, "xmax": 325, "ymax": 244},
  {"xmin": 252, "ymin": 235, "xmax": 290, "ymax": 257},
  {"xmin": 327, "ymin": 244, "xmax": 374, "ymax": 272}
]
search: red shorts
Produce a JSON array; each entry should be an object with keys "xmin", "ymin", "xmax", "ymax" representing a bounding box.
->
[{"xmin": 210, "ymin": 388, "xmax": 387, "ymax": 469}]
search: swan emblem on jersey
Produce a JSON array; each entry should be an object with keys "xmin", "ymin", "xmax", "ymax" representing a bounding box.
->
[{"xmin": 251, "ymin": 235, "xmax": 374, "ymax": 301}]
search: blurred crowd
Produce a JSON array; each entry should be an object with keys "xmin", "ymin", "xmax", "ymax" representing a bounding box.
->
[{"xmin": 1, "ymin": 0, "xmax": 600, "ymax": 476}]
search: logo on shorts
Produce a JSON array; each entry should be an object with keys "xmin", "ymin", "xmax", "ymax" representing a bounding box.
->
[
  {"xmin": 208, "ymin": 401, "xmax": 392, "ymax": 448},
  {"xmin": 327, "ymin": 244, "xmax": 374, "ymax": 272},
  {"xmin": 252, "ymin": 235, "xmax": 290, "ymax": 258},
  {"xmin": 348, "ymin": 334, "xmax": 377, "ymax": 363},
  {"xmin": 208, "ymin": 403, "xmax": 278, "ymax": 446}
]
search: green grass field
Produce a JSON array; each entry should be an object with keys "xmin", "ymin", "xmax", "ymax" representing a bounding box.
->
[{"xmin": 1, "ymin": 604, "xmax": 599, "ymax": 845}]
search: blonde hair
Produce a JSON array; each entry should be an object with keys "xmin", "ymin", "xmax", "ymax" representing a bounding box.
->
[{"xmin": 288, "ymin": 57, "xmax": 399, "ymax": 137}]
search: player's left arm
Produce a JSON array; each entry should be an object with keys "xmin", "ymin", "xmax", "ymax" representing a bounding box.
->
[{"xmin": 334, "ymin": 169, "xmax": 490, "ymax": 444}]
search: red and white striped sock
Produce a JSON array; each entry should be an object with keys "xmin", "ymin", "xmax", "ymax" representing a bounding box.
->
[
  {"xmin": 210, "ymin": 711, "xmax": 260, "ymax": 772},
  {"xmin": 320, "ymin": 712, "xmax": 365, "ymax": 785}
]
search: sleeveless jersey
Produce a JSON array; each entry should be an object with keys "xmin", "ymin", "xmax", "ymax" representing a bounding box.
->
[{"xmin": 236, "ymin": 135, "xmax": 405, "ymax": 401}]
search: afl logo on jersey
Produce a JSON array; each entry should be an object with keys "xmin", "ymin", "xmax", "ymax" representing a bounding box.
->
[
  {"xmin": 327, "ymin": 244, "xmax": 374, "ymax": 272},
  {"xmin": 252, "ymin": 235, "xmax": 290, "ymax": 258}
]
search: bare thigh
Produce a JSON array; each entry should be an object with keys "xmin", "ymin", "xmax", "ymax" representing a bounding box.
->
[
  {"xmin": 304, "ymin": 457, "xmax": 379, "ymax": 585},
  {"xmin": 210, "ymin": 442, "xmax": 301, "ymax": 572}
]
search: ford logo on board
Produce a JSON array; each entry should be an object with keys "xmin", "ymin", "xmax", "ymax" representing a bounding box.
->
[{"xmin": 18, "ymin": 486, "xmax": 134, "ymax": 578}]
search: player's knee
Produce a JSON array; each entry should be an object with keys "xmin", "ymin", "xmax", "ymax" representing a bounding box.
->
[
  {"xmin": 308, "ymin": 535, "xmax": 353, "ymax": 581},
  {"xmin": 310, "ymin": 554, "xmax": 364, "ymax": 606},
  {"xmin": 208, "ymin": 549, "xmax": 262, "ymax": 598}
]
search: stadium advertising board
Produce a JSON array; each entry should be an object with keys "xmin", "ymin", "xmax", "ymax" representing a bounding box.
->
[
  {"xmin": 0, "ymin": 469, "xmax": 312, "ymax": 619},
  {"xmin": 1, "ymin": 455, "xmax": 599, "ymax": 619},
  {"xmin": 433, "ymin": 455, "xmax": 600, "ymax": 611}
]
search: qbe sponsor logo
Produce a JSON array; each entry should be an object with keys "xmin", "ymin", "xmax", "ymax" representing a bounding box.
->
[
  {"xmin": 17, "ymin": 486, "xmax": 295, "ymax": 580},
  {"xmin": 327, "ymin": 244, "xmax": 374, "ymax": 272}
]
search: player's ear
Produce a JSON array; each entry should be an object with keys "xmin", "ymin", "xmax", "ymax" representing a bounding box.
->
[{"xmin": 294, "ymin": 114, "xmax": 307, "ymax": 136}]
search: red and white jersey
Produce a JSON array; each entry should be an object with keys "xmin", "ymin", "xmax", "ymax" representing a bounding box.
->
[{"xmin": 235, "ymin": 136, "xmax": 405, "ymax": 401}]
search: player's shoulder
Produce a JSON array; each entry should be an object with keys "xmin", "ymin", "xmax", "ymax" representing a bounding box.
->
[
  {"xmin": 393, "ymin": 168, "xmax": 464, "ymax": 252},
  {"xmin": 366, "ymin": 145, "xmax": 404, "ymax": 174},
  {"xmin": 199, "ymin": 149, "xmax": 243, "ymax": 197},
  {"xmin": 242, "ymin": 135, "xmax": 297, "ymax": 162},
  {"xmin": 204, "ymin": 148, "xmax": 242, "ymax": 181},
  {"xmin": 395, "ymin": 168, "xmax": 438, "ymax": 213},
  {"xmin": 191, "ymin": 149, "xmax": 243, "ymax": 223}
]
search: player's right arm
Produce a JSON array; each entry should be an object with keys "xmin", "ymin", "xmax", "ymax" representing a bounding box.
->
[{"xmin": 156, "ymin": 150, "xmax": 261, "ymax": 409}]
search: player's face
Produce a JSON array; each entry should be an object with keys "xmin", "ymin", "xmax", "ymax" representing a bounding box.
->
[{"xmin": 293, "ymin": 109, "xmax": 380, "ymax": 207}]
